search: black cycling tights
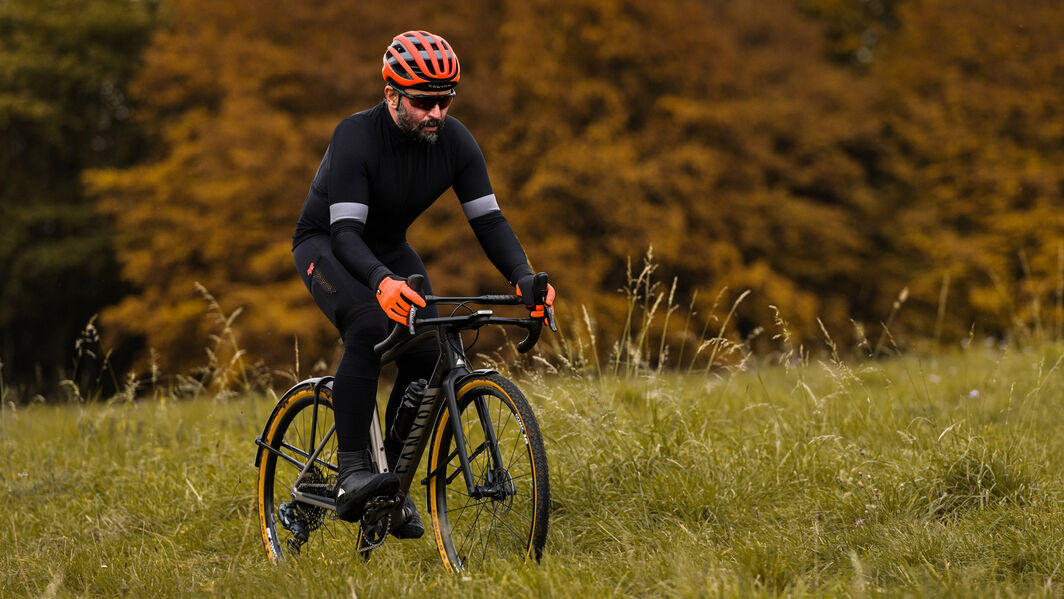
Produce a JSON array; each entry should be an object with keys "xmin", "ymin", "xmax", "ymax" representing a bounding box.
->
[
  {"xmin": 332, "ymin": 318, "xmax": 438, "ymax": 453},
  {"xmin": 294, "ymin": 234, "xmax": 440, "ymax": 453}
]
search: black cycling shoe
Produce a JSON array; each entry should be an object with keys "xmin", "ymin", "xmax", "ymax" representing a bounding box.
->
[
  {"xmin": 335, "ymin": 450, "xmax": 400, "ymax": 523},
  {"xmin": 392, "ymin": 494, "xmax": 424, "ymax": 539}
]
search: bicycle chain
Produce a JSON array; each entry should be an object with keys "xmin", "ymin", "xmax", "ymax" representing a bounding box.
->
[{"xmin": 357, "ymin": 512, "xmax": 391, "ymax": 552}]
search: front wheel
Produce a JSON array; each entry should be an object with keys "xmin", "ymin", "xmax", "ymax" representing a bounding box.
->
[{"xmin": 426, "ymin": 373, "xmax": 549, "ymax": 571}]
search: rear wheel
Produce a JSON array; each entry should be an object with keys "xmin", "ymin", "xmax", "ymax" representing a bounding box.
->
[
  {"xmin": 425, "ymin": 373, "xmax": 549, "ymax": 571},
  {"xmin": 257, "ymin": 382, "xmax": 360, "ymax": 562}
]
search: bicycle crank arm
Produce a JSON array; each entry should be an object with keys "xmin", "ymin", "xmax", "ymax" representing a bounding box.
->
[{"xmin": 362, "ymin": 494, "xmax": 404, "ymax": 521}]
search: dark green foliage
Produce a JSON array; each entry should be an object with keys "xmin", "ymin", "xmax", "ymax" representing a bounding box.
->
[{"xmin": 0, "ymin": 0, "xmax": 156, "ymax": 390}]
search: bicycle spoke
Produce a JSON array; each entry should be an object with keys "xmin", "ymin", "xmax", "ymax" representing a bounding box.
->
[
  {"xmin": 485, "ymin": 502, "xmax": 501, "ymax": 560},
  {"xmin": 469, "ymin": 503, "xmax": 491, "ymax": 563},
  {"xmin": 431, "ymin": 375, "xmax": 548, "ymax": 569},
  {"xmin": 482, "ymin": 508, "xmax": 495, "ymax": 561},
  {"xmin": 456, "ymin": 499, "xmax": 488, "ymax": 564},
  {"xmin": 495, "ymin": 505, "xmax": 522, "ymax": 556},
  {"xmin": 496, "ymin": 513, "xmax": 528, "ymax": 553},
  {"xmin": 447, "ymin": 493, "xmax": 533, "ymax": 559},
  {"xmin": 258, "ymin": 388, "xmax": 364, "ymax": 564},
  {"xmin": 504, "ymin": 428, "xmax": 524, "ymax": 470},
  {"xmin": 489, "ymin": 504, "xmax": 523, "ymax": 557},
  {"xmin": 499, "ymin": 504, "xmax": 535, "ymax": 524},
  {"xmin": 446, "ymin": 496, "xmax": 490, "ymax": 516},
  {"xmin": 495, "ymin": 410, "xmax": 517, "ymax": 461}
]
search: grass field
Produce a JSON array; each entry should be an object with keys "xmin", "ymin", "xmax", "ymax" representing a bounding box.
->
[{"xmin": 3, "ymin": 342, "xmax": 1064, "ymax": 597}]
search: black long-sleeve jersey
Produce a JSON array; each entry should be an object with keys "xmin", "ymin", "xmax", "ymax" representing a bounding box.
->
[{"xmin": 293, "ymin": 101, "xmax": 532, "ymax": 290}]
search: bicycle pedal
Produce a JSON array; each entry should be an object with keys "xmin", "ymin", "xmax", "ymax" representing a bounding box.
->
[{"xmin": 364, "ymin": 494, "xmax": 402, "ymax": 511}]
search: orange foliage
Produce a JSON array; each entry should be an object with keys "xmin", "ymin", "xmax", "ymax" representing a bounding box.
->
[{"xmin": 88, "ymin": 0, "xmax": 1064, "ymax": 375}]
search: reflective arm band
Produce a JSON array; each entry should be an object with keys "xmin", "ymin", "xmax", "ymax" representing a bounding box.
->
[
  {"xmin": 330, "ymin": 202, "xmax": 369, "ymax": 224},
  {"xmin": 461, "ymin": 194, "xmax": 500, "ymax": 221}
]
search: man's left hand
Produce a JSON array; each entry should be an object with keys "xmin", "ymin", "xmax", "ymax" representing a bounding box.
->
[{"xmin": 516, "ymin": 276, "xmax": 556, "ymax": 321}]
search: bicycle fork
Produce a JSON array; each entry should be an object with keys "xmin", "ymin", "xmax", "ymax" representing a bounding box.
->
[{"xmin": 440, "ymin": 370, "xmax": 509, "ymax": 500}]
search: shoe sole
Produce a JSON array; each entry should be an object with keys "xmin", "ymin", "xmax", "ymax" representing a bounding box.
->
[{"xmin": 392, "ymin": 524, "xmax": 425, "ymax": 539}]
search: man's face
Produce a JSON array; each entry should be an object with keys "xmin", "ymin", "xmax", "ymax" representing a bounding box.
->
[{"xmin": 389, "ymin": 88, "xmax": 452, "ymax": 144}]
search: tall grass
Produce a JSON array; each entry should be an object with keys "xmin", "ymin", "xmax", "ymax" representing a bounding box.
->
[
  {"xmin": 4, "ymin": 255, "xmax": 1064, "ymax": 596},
  {"xmin": 4, "ymin": 340, "xmax": 1064, "ymax": 597},
  {"xmin": 551, "ymin": 247, "xmax": 752, "ymax": 383}
]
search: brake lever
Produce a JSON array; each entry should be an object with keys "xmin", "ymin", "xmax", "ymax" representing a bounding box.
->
[
  {"xmin": 531, "ymin": 272, "xmax": 557, "ymax": 333},
  {"xmin": 405, "ymin": 274, "xmax": 425, "ymax": 335}
]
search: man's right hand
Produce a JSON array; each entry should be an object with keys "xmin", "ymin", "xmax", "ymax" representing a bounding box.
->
[{"xmin": 377, "ymin": 276, "xmax": 426, "ymax": 324}]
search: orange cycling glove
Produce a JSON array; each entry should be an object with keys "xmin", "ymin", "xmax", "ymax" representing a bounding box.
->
[
  {"xmin": 516, "ymin": 281, "xmax": 556, "ymax": 320},
  {"xmin": 377, "ymin": 276, "xmax": 426, "ymax": 324}
]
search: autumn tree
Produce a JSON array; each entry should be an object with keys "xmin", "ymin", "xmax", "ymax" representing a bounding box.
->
[
  {"xmin": 864, "ymin": 0, "xmax": 1064, "ymax": 341},
  {"xmin": 474, "ymin": 0, "xmax": 893, "ymax": 351},
  {"xmin": 88, "ymin": 0, "xmax": 1064, "ymax": 379}
]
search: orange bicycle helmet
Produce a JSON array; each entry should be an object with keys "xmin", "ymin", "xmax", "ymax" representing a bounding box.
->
[{"xmin": 382, "ymin": 31, "xmax": 461, "ymax": 91}]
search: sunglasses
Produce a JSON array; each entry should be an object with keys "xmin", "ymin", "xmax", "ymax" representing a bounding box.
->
[{"xmin": 392, "ymin": 86, "xmax": 455, "ymax": 111}]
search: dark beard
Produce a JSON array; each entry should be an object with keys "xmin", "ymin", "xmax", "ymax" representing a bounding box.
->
[{"xmin": 396, "ymin": 102, "xmax": 444, "ymax": 144}]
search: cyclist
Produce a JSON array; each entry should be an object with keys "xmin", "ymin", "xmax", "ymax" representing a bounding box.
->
[{"xmin": 291, "ymin": 30, "xmax": 555, "ymax": 539}]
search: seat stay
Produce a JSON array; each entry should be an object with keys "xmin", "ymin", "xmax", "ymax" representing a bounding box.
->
[
  {"xmin": 256, "ymin": 436, "xmax": 337, "ymax": 471},
  {"xmin": 295, "ymin": 423, "xmax": 337, "ymax": 478},
  {"xmin": 255, "ymin": 437, "xmax": 309, "ymax": 471}
]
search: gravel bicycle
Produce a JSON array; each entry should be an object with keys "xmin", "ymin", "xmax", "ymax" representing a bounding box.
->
[{"xmin": 254, "ymin": 273, "xmax": 555, "ymax": 571}]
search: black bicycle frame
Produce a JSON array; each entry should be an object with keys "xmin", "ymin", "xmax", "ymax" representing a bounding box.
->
[
  {"xmin": 255, "ymin": 325, "xmax": 501, "ymax": 506},
  {"xmin": 388, "ymin": 324, "xmax": 486, "ymax": 497},
  {"xmin": 257, "ymin": 272, "xmax": 553, "ymax": 511}
]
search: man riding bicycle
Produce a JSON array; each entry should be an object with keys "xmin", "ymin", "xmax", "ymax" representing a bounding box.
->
[{"xmin": 291, "ymin": 30, "xmax": 555, "ymax": 539}]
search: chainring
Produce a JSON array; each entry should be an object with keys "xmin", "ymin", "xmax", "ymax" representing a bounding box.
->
[{"xmin": 357, "ymin": 495, "xmax": 404, "ymax": 552}]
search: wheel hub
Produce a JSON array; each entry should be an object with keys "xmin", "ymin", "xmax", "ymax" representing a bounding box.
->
[{"xmin": 473, "ymin": 467, "xmax": 516, "ymax": 502}]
